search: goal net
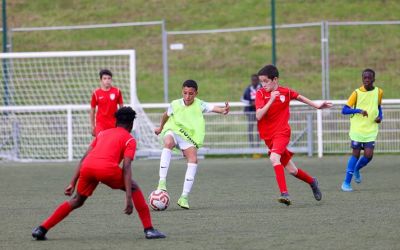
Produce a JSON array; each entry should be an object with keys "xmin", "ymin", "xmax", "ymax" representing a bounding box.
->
[{"xmin": 0, "ymin": 50, "xmax": 160, "ymax": 161}]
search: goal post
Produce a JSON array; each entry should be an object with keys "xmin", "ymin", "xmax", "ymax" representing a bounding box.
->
[{"xmin": 0, "ymin": 50, "xmax": 160, "ymax": 161}]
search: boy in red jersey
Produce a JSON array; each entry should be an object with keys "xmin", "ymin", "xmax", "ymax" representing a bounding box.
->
[
  {"xmin": 90, "ymin": 69, "xmax": 124, "ymax": 136},
  {"xmin": 32, "ymin": 107, "xmax": 165, "ymax": 240},
  {"xmin": 255, "ymin": 64, "xmax": 332, "ymax": 205}
]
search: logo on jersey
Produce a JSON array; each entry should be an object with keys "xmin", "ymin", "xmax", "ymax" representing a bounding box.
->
[
  {"xmin": 110, "ymin": 93, "xmax": 115, "ymax": 100},
  {"xmin": 279, "ymin": 95, "xmax": 285, "ymax": 103}
]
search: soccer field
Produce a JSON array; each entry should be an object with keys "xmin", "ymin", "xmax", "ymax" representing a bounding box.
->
[{"xmin": 1, "ymin": 156, "xmax": 399, "ymax": 250}]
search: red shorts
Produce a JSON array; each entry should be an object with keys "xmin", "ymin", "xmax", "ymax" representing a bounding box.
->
[
  {"xmin": 264, "ymin": 136, "xmax": 294, "ymax": 166},
  {"xmin": 94, "ymin": 124, "xmax": 114, "ymax": 136},
  {"xmin": 77, "ymin": 165, "xmax": 125, "ymax": 197}
]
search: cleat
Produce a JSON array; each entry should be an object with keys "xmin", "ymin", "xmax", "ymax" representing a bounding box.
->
[
  {"xmin": 177, "ymin": 195, "xmax": 190, "ymax": 209},
  {"xmin": 144, "ymin": 228, "xmax": 166, "ymax": 239},
  {"xmin": 277, "ymin": 192, "xmax": 291, "ymax": 206},
  {"xmin": 32, "ymin": 226, "xmax": 48, "ymax": 241},
  {"xmin": 354, "ymin": 170, "xmax": 362, "ymax": 184},
  {"xmin": 157, "ymin": 180, "xmax": 167, "ymax": 191},
  {"xmin": 310, "ymin": 177, "xmax": 322, "ymax": 201},
  {"xmin": 341, "ymin": 182, "xmax": 353, "ymax": 192}
]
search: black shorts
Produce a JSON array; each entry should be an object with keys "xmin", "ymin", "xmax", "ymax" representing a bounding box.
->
[{"xmin": 351, "ymin": 140, "xmax": 375, "ymax": 150}]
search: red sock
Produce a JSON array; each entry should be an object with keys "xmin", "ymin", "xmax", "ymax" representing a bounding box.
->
[
  {"xmin": 273, "ymin": 165, "xmax": 288, "ymax": 194},
  {"xmin": 41, "ymin": 201, "xmax": 72, "ymax": 230},
  {"xmin": 132, "ymin": 189, "xmax": 153, "ymax": 229},
  {"xmin": 294, "ymin": 168, "xmax": 314, "ymax": 184}
]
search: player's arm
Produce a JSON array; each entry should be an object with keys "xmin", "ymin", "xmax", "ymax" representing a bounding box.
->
[
  {"xmin": 90, "ymin": 108, "xmax": 96, "ymax": 136},
  {"xmin": 64, "ymin": 146, "xmax": 93, "ymax": 196},
  {"xmin": 341, "ymin": 91, "xmax": 367, "ymax": 117},
  {"xmin": 154, "ymin": 111, "xmax": 170, "ymax": 135},
  {"xmin": 296, "ymin": 95, "xmax": 332, "ymax": 109},
  {"xmin": 256, "ymin": 91, "xmax": 279, "ymax": 120},
  {"xmin": 375, "ymin": 88, "xmax": 384, "ymax": 123},
  {"xmin": 212, "ymin": 102, "xmax": 230, "ymax": 115},
  {"xmin": 122, "ymin": 156, "xmax": 133, "ymax": 215}
]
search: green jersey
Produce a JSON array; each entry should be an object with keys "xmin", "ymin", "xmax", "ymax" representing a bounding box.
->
[
  {"xmin": 349, "ymin": 87, "xmax": 379, "ymax": 142},
  {"xmin": 162, "ymin": 98, "xmax": 213, "ymax": 148}
]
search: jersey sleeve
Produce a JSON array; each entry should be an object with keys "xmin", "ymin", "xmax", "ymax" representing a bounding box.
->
[
  {"xmin": 255, "ymin": 90, "xmax": 264, "ymax": 110},
  {"xmin": 288, "ymin": 88, "xmax": 299, "ymax": 100},
  {"xmin": 90, "ymin": 91, "xmax": 97, "ymax": 108},
  {"xmin": 200, "ymin": 100, "xmax": 214, "ymax": 113},
  {"xmin": 346, "ymin": 91, "xmax": 357, "ymax": 107},
  {"xmin": 118, "ymin": 89, "xmax": 123, "ymax": 105},
  {"xmin": 124, "ymin": 138, "xmax": 137, "ymax": 160}
]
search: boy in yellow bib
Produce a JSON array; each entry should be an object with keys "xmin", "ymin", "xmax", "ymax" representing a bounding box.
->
[
  {"xmin": 341, "ymin": 69, "xmax": 383, "ymax": 192},
  {"xmin": 154, "ymin": 80, "xmax": 229, "ymax": 208}
]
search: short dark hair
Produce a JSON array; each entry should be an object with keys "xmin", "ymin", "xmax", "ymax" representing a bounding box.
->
[
  {"xmin": 182, "ymin": 79, "xmax": 198, "ymax": 91},
  {"xmin": 99, "ymin": 69, "xmax": 113, "ymax": 79},
  {"xmin": 362, "ymin": 68, "xmax": 375, "ymax": 78},
  {"xmin": 258, "ymin": 64, "xmax": 279, "ymax": 79},
  {"xmin": 115, "ymin": 106, "xmax": 136, "ymax": 127}
]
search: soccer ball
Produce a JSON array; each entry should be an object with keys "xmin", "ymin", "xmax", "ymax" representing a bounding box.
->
[{"xmin": 148, "ymin": 190, "xmax": 170, "ymax": 211}]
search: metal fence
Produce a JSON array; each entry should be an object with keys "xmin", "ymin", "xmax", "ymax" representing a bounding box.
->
[{"xmin": 1, "ymin": 101, "xmax": 399, "ymax": 162}]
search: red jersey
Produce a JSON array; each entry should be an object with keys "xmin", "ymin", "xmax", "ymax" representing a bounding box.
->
[
  {"xmin": 82, "ymin": 127, "xmax": 136, "ymax": 169},
  {"xmin": 90, "ymin": 87, "xmax": 123, "ymax": 130},
  {"xmin": 255, "ymin": 86, "xmax": 299, "ymax": 140}
]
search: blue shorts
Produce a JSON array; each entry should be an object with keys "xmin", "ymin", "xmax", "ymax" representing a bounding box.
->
[{"xmin": 351, "ymin": 141, "xmax": 375, "ymax": 150}]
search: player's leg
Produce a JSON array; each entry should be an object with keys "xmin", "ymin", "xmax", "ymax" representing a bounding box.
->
[
  {"xmin": 354, "ymin": 142, "xmax": 374, "ymax": 184},
  {"xmin": 285, "ymin": 160, "xmax": 321, "ymax": 201},
  {"xmin": 178, "ymin": 146, "xmax": 198, "ymax": 209},
  {"xmin": 269, "ymin": 152, "xmax": 291, "ymax": 206},
  {"xmin": 32, "ymin": 193, "xmax": 88, "ymax": 240},
  {"xmin": 157, "ymin": 133, "xmax": 176, "ymax": 191},
  {"xmin": 247, "ymin": 113, "xmax": 254, "ymax": 147},
  {"xmin": 130, "ymin": 181, "xmax": 166, "ymax": 239},
  {"xmin": 342, "ymin": 142, "xmax": 361, "ymax": 191}
]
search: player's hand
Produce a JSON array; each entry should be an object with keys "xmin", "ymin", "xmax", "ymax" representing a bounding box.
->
[
  {"xmin": 154, "ymin": 127, "xmax": 162, "ymax": 135},
  {"xmin": 375, "ymin": 116, "xmax": 382, "ymax": 123},
  {"xmin": 270, "ymin": 91, "xmax": 280, "ymax": 101},
  {"xmin": 124, "ymin": 199, "xmax": 133, "ymax": 215},
  {"xmin": 317, "ymin": 101, "xmax": 333, "ymax": 109},
  {"xmin": 361, "ymin": 110, "xmax": 368, "ymax": 117},
  {"xmin": 222, "ymin": 102, "xmax": 230, "ymax": 115},
  {"xmin": 64, "ymin": 184, "xmax": 75, "ymax": 196}
]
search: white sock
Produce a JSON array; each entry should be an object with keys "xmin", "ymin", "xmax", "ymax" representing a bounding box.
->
[
  {"xmin": 182, "ymin": 163, "xmax": 198, "ymax": 196},
  {"xmin": 159, "ymin": 148, "xmax": 172, "ymax": 180}
]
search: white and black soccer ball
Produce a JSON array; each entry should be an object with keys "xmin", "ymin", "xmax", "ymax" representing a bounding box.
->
[{"xmin": 148, "ymin": 190, "xmax": 170, "ymax": 211}]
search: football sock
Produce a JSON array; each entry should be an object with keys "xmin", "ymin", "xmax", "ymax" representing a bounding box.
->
[
  {"xmin": 182, "ymin": 163, "xmax": 198, "ymax": 196},
  {"xmin": 354, "ymin": 156, "xmax": 372, "ymax": 172},
  {"xmin": 41, "ymin": 201, "xmax": 72, "ymax": 230},
  {"xmin": 273, "ymin": 164, "xmax": 288, "ymax": 194},
  {"xmin": 293, "ymin": 168, "xmax": 313, "ymax": 184},
  {"xmin": 159, "ymin": 148, "xmax": 172, "ymax": 181},
  {"xmin": 132, "ymin": 189, "xmax": 153, "ymax": 229},
  {"xmin": 344, "ymin": 155, "xmax": 358, "ymax": 184}
]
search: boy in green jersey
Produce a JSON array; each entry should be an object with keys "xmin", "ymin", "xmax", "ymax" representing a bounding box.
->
[
  {"xmin": 154, "ymin": 80, "xmax": 229, "ymax": 209},
  {"xmin": 341, "ymin": 69, "xmax": 383, "ymax": 192}
]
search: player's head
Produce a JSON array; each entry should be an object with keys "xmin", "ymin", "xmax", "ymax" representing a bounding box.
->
[
  {"xmin": 99, "ymin": 69, "xmax": 113, "ymax": 89},
  {"xmin": 115, "ymin": 106, "xmax": 136, "ymax": 132},
  {"xmin": 182, "ymin": 79, "xmax": 198, "ymax": 106},
  {"xmin": 258, "ymin": 64, "xmax": 279, "ymax": 92},
  {"xmin": 362, "ymin": 68, "xmax": 375, "ymax": 90},
  {"xmin": 251, "ymin": 74, "xmax": 259, "ymax": 87}
]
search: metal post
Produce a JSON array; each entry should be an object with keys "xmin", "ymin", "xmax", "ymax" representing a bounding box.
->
[
  {"xmin": 325, "ymin": 21, "xmax": 330, "ymax": 100},
  {"xmin": 161, "ymin": 20, "xmax": 169, "ymax": 103},
  {"xmin": 307, "ymin": 114, "xmax": 313, "ymax": 157},
  {"xmin": 271, "ymin": 0, "xmax": 277, "ymax": 65},
  {"xmin": 67, "ymin": 107, "xmax": 73, "ymax": 161},
  {"xmin": 321, "ymin": 21, "xmax": 326, "ymax": 100}
]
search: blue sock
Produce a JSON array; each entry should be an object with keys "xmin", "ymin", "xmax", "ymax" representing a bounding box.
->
[
  {"xmin": 344, "ymin": 155, "xmax": 358, "ymax": 184},
  {"xmin": 355, "ymin": 156, "xmax": 372, "ymax": 172}
]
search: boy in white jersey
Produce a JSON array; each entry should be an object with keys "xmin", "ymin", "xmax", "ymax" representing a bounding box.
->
[{"xmin": 154, "ymin": 80, "xmax": 229, "ymax": 209}]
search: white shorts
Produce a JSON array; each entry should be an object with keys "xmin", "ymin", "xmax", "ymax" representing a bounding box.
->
[{"xmin": 164, "ymin": 131, "xmax": 195, "ymax": 150}]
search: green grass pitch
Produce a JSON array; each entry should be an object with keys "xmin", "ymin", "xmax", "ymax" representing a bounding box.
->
[{"xmin": 1, "ymin": 155, "xmax": 400, "ymax": 249}]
